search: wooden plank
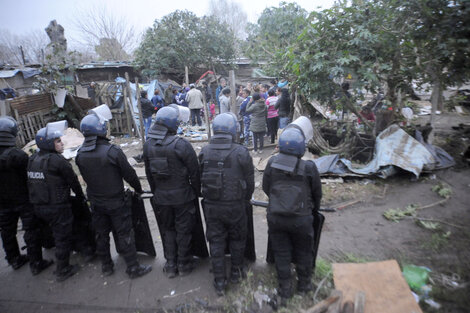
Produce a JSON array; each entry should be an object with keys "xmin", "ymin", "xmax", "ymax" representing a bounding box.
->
[
  {"xmin": 326, "ymin": 290, "xmax": 343, "ymax": 313},
  {"xmin": 333, "ymin": 260, "xmax": 422, "ymax": 313},
  {"xmin": 354, "ymin": 291, "xmax": 365, "ymax": 313}
]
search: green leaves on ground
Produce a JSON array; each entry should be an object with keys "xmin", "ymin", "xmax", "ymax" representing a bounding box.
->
[
  {"xmin": 432, "ymin": 183, "xmax": 452, "ymax": 199},
  {"xmin": 383, "ymin": 204, "xmax": 418, "ymax": 222}
]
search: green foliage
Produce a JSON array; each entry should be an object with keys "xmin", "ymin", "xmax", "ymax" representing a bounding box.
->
[
  {"xmin": 134, "ymin": 11, "xmax": 236, "ymax": 77},
  {"xmin": 383, "ymin": 204, "xmax": 418, "ymax": 222},
  {"xmin": 283, "ymin": 0, "xmax": 416, "ymax": 108},
  {"xmin": 432, "ymin": 183, "xmax": 452, "ymax": 199},
  {"xmin": 416, "ymin": 220, "xmax": 441, "ymax": 231},
  {"xmin": 404, "ymin": 0, "xmax": 470, "ymax": 89},
  {"xmin": 243, "ymin": 2, "xmax": 308, "ymax": 76}
]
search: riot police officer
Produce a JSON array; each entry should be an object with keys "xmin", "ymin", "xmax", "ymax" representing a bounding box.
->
[
  {"xmin": 76, "ymin": 106, "xmax": 152, "ymax": 279},
  {"xmin": 143, "ymin": 106, "xmax": 200, "ymax": 278},
  {"xmin": 0, "ymin": 117, "xmax": 53, "ymax": 275},
  {"xmin": 27, "ymin": 121, "xmax": 85, "ymax": 281},
  {"xmin": 199, "ymin": 113, "xmax": 255, "ymax": 296},
  {"xmin": 262, "ymin": 126, "xmax": 322, "ymax": 305}
]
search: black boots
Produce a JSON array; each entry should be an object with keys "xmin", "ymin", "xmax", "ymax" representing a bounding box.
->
[
  {"xmin": 230, "ymin": 267, "xmax": 246, "ymax": 284},
  {"xmin": 278, "ymin": 280, "xmax": 293, "ymax": 307},
  {"xmin": 297, "ymin": 279, "xmax": 313, "ymax": 294},
  {"xmin": 56, "ymin": 264, "xmax": 80, "ymax": 282},
  {"xmin": 126, "ymin": 264, "xmax": 152, "ymax": 279},
  {"xmin": 163, "ymin": 261, "xmax": 178, "ymax": 279},
  {"xmin": 213, "ymin": 278, "xmax": 227, "ymax": 296},
  {"xmin": 9, "ymin": 254, "xmax": 29, "ymax": 270},
  {"xmin": 177, "ymin": 262, "xmax": 194, "ymax": 277},
  {"xmin": 30, "ymin": 259, "xmax": 54, "ymax": 276},
  {"xmin": 102, "ymin": 262, "xmax": 114, "ymax": 277}
]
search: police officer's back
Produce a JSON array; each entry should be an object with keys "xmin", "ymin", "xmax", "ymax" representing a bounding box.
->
[
  {"xmin": 27, "ymin": 121, "xmax": 85, "ymax": 281},
  {"xmin": 199, "ymin": 113, "xmax": 255, "ymax": 296},
  {"xmin": 0, "ymin": 117, "xmax": 53, "ymax": 275},
  {"xmin": 262, "ymin": 126, "xmax": 322, "ymax": 305},
  {"xmin": 76, "ymin": 106, "xmax": 151, "ymax": 279},
  {"xmin": 143, "ymin": 106, "xmax": 200, "ymax": 278}
]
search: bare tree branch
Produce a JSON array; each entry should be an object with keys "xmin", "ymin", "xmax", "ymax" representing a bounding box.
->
[{"xmin": 72, "ymin": 4, "xmax": 140, "ymax": 60}]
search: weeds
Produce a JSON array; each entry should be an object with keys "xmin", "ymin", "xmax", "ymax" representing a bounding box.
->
[{"xmin": 422, "ymin": 232, "xmax": 451, "ymax": 252}]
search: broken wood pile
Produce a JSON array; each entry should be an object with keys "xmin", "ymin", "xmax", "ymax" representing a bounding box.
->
[{"xmin": 9, "ymin": 93, "xmax": 55, "ymax": 145}]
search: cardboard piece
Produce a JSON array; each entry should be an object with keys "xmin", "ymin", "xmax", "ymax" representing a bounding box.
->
[{"xmin": 333, "ymin": 260, "xmax": 423, "ymax": 313}]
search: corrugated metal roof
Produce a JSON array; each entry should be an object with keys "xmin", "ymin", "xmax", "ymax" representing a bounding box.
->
[{"xmin": 0, "ymin": 68, "xmax": 41, "ymax": 79}]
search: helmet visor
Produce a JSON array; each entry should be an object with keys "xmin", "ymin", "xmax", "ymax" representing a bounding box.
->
[
  {"xmin": 90, "ymin": 104, "xmax": 112, "ymax": 123},
  {"xmin": 46, "ymin": 120, "xmax": 68, "ymax": 139}
]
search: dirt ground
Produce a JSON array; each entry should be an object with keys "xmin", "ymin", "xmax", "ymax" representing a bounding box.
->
[{"xmin": 0, "ymin": 112, "xmax": 469, "ymax": 313}]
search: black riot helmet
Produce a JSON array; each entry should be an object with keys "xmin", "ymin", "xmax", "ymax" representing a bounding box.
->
[
  {"xmin": 278, "ymin": 126, "xmax": 306, "ymax": 157},
  {"xmin": 155, "ymin": 106, "xmax": 179, "ymax": 132},
  {"xmin": 0, "ymin": 116, "xmax": 18, "ymax": 146},
  {"xmin": 212, "ymin": 112, "xmax": 239, "ymax": 141},
  {"xmin": 35, "ymin": 120, "xmax": 68, "ymax": 152}
]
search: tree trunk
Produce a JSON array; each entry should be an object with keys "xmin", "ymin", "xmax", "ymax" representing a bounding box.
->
[{"xmin": 429, "ymin": 66, "xmax": 443, "ymax": 144}]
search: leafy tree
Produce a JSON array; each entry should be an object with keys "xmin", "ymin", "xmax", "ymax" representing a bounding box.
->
[
  {"xmin": 284, "ymin": 0, "xmax": 418, "ymax": 110},
  {"xmin": 243, "ymin": 2, "xmax": 308, "ymax": 75},
  {"xmin": 134, "ymin": 10, "xmax": 236, "ymax": 78},
  {"xmin": 403, "ymin": 0, "xmax": 470, "ymax": 112}
]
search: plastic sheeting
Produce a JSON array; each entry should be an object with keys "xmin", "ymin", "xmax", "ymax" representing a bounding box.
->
[
  {"xmin": 0, "ymin": 68, "xmax": 41, "ymax": 79},
  {"xmin": 313, "ymin": 124, "xmax": 454, "ymax": 179}
]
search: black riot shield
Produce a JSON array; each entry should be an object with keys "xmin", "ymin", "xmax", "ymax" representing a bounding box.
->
[
  {"xmin": 70, "ymin": 196, "xmax": 96, "ymax": 253},
  {"xmin": 151, "ymin": 197, "xmax": 209, "ymax": 259},
  {"xmin": 244, "ymin": 200, "xmax": 256, "ymax": 262},
  {"xmin": 114, "ymin": 191, "xmax": 157, "ymax": 257},
  {"xmin": 39, "ymin": 196, "xmax": 96, "ymax": 251},
  {"xmin": 266, "ymin": 212, "xmax": 325, "ymax": 268}
]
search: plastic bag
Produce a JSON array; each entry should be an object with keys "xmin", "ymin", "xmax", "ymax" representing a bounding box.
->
[{"xmin": 402, "ymin": 265, "xmax": 431, "ymax": 292}]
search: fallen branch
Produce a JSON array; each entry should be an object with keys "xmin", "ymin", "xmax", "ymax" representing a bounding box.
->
[
  {"xmin": 414, "ymin": 217, "xmax": 465, "ymax": 229},
  {"xmin": 303, "ymin": 291, "xmax": 341, "ymax": 313},
  {"xmin": 418, "ymin": 198, "xmax": 448, "ymax": 210},
  {"xmin": 333, "ymin": 199, "xmax": 361, "ymax": 210}
]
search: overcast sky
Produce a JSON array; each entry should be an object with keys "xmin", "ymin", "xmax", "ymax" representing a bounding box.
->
[{"xmin": 1, "ymin": 0, "xmax": 336, "ymax": 47}]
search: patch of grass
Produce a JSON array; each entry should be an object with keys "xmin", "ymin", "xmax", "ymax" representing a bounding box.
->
[
  {"xmin": 383, "ymin": 204, "xmax": 418, "ymax": 222},
  {"xmin": 314, "ymin": 257, "xmax": 332, "ymax": 279},
  {"xmin": 422, "ymin": 232, "xmax": 451, "ymax": 252}
]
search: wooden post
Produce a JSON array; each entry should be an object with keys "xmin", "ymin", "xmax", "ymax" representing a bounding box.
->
[
  {"xmin": 124, "ymin": 72, "xmax": 141, "ymax": 138},
  {"xmin": 134, "ymin": 77, "xmax": 145, "ymax": 148},
  {"xmin": 123, "ymin": 83, "xmax": 133, "ymax": 136},
  {"xmin": 202, "ymin": 97, "xmax": 211, "ymax": 140},
  {"xmin": 229, "ymin": 70, "xmax": 237, "ymax": 115},
  {"xmin": 185, "ymin": 66, "xmax": 189, "ymax": 86}
]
